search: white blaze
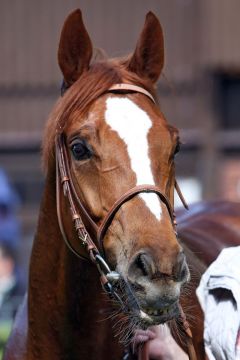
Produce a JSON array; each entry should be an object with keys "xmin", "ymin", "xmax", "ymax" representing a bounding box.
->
[{"xmin": 105, "ymin": 97, "xmax": 162, "ymax": 220}]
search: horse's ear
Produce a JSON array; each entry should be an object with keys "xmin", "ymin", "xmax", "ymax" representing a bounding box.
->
[
  {"xmin": 58, "ymin": 9, "xmax": 93, "ymax": 86},
  {"xmin": 127, "ymin": 12, "xmax": 164, "ymax": 83}
]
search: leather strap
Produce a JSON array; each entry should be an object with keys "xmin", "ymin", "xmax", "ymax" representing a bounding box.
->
[
  {"xmin": 138, "ymin": 342, "xmax": 149, "ymax": 360},
  {"xmin": 109, "ymin": 84, "xmax": 156, "ymax": 104},
  {"xmin": 98, "ymin": 184, "xmax": 175, "ymax": 253},
  {"xmin": 56, "ymin": 135, "xmax": 99, "ymax": 261},
  {"xmin": 175, "ymin": 180, "xmax": 189, "ymax": 210},
  {"xmin": 61, "ymin": 136, "xmax": 98, "ymax": 238},
  {"xmin": 178, "ymin": 305, "xmax": 198, "ymax": 360}
]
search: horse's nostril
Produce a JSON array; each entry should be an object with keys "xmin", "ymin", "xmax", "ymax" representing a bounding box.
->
[
  {"xmin": 174, "ymin": 251, "xmax": 189, "ymax": 282},
  {"xmin": 128, "ymin": 252, "xmax": 153, "ymax": 281},
  {"xmin": 180, "ymin": 263, "xmax": 189, "ymax": 281},
  {"xmin": 135, "ymin": 255, "xmax": 148, "ymax": 276},
  {"xmin": 135, "ymin": 254, "xmax": 149, "ymax": 276}
]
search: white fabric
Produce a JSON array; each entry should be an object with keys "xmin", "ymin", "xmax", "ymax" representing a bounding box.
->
[
  {"xmin": 236, "ymin": 330, "xmax": 240, "ymax": 359},
  {"xmin": 196, "ymin": 246, "xmax": 240, "ymax": 360}
]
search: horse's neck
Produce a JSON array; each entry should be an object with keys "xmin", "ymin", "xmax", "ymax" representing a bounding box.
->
[{"xmin": 27, "ymin": 170, "xmax": 122, "ymax": 359}]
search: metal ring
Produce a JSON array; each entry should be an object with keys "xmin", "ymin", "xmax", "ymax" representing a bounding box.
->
[{"xmin": 95, "ymin": 254, "xmax": 111, "ymax": 274}]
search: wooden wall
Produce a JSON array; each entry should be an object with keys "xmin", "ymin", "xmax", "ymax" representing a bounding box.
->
[
  {"xmin": 0, "ymin": 0, "xmax": 240, "ymax": 202},
  {"xmin": 0, "ymin": 0, "xmax": 208, "ymax": 139},
  {"xmin": 1, "ymin": 1, "xmax": 240, "ymax": 139}
]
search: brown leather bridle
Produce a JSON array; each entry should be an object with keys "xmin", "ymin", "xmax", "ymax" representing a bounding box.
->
[{"xmin": 56, "ymin": 83, "xmax": 197, "ymax": 360}]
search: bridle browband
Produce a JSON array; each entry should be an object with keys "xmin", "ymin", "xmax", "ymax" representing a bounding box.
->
[{"xmin": 56, "ymin": 83, "xmax": 197, "ymax": 360}]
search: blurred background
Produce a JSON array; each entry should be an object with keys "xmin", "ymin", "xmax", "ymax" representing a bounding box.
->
[{"xmin": 0, "ymin": 0, "xmax": 240, "ymax": 354}]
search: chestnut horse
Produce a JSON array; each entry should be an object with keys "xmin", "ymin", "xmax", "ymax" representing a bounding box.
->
[
  {"xmin": 4, "ymin": 9, "xmax": 240, "ymax": 360},
  {"xmin": 178, "ymin": 200, "xmax": 240, "ymax": 266}
]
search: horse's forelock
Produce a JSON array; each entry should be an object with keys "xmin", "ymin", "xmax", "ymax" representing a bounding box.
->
[{"xmin": 42, "ymin": 60, "xmax": 156, "ymax": 173}]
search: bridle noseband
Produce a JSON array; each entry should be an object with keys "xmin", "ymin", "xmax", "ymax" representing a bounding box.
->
[
  {"xmin": 55, "ymin": 83, "xmax": 197, "ymax": 360},
  {"xmin": 98, "ymin": 184, "xmax": 175, "ymax": 255}
]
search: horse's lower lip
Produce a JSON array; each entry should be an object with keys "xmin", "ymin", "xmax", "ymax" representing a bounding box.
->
[{"xmin": 139, "ymin": 303, "xmax": 179, "ymax": 325}]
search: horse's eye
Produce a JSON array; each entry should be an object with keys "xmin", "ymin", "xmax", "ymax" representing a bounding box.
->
[
  {"xmin": 70, "ymin": 140, "xmax": 92, "ymax": 161},
  {"xmin": 174, "ymin": 142, "xmax": 181, "ymax": 155}
]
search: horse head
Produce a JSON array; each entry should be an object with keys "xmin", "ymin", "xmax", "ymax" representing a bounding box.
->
[{"xmin": 43, "ymin": 9, "xmax": 190, "ymax": 330}]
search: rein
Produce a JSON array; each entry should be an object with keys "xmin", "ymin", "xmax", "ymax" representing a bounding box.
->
[{"xmin": 56, "ymin": 83, "xmax": 197, "ymax": 360}]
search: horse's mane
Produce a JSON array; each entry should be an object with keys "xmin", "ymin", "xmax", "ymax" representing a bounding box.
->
[{"xmin": 42, "ymin": 59, "xmax": 157, "ymax": 172}]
